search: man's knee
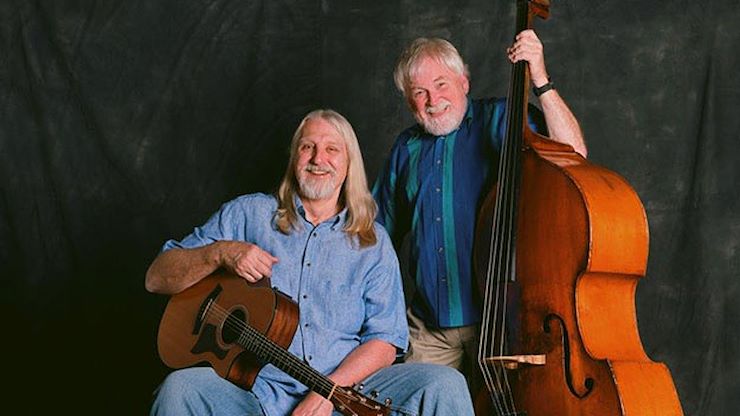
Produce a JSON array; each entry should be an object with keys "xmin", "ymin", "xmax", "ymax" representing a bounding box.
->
[
  {"xmin": 412, "ymin": 364, "xmax": 474, "ymax": 414},
  {"xmin": 420, "ymin": 364, "xmax": 469, "ymax": 395},
  {"xmin": 392, "ymin": 363, "xmax": 470, "ymax": 396},
  {"xmin": 158, "ymin": 371, "xmax": 191, "ymax": 395},
  {"xmin": 152, "ymin": 368, "xmax": 212, "ymax": 412}
]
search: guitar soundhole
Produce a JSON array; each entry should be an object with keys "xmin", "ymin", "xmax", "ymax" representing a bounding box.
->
[{"xmin": 221, "ymin": 308, "xmax": 247, "ymax": 345}]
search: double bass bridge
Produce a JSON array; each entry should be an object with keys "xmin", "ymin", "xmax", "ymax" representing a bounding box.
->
[{"xmin": 483, "ymin": 354, "xmax": 546, "ymax": 370}]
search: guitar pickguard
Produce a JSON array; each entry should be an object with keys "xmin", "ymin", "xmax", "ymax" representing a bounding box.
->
[{"xmin": 191, "ymin": 323, "xmax": 229, "ymax": 359}]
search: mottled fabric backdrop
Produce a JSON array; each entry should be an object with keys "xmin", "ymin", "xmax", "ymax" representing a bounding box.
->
[{"xmin": 1, "ymin": 0, "xmax": 737, "ymax": 414}]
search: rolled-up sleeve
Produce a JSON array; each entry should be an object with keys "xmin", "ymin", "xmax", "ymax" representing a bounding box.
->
[
  {"xmin": 161, "ymin": 199, "xmax": 247, "ymax": 251},
  {"xmin": 359, "ymin": 229, "xmax": 409, "ymax": 352}
]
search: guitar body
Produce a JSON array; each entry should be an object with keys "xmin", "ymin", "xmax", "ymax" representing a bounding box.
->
[
  {"xmin": 156, "ymin": 270, "xmax": 391, "ymax": 416},
  {"xmin": 157, "ymin": 271, "xmax": 299, "ymax": 389}
]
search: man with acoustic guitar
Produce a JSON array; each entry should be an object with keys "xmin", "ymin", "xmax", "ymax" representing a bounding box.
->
[{"xmin": 146, "ymin": 109, "xmax": 474, "ymax": 415}]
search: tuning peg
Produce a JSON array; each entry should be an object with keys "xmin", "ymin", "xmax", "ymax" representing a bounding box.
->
[
  {"xmin": 370, "ymin": 390, "xmax": 379, "ymax": 398},
  {"xmin": 355, "ymin": 383, "xmax": 365, "ymax": 391},
  {"xmin": 384, "ymin": 398, "xmax": 393, "ymax": 406}
]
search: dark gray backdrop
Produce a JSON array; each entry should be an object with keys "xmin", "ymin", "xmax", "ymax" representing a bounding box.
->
[{"xmin": 2, "ymin": 0, "xmax": 737, "ymax": 414}]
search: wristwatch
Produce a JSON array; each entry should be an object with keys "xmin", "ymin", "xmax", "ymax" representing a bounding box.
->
[{"xmin": 533, "ymin": 78, "xmax": 555, "ymax": 97}]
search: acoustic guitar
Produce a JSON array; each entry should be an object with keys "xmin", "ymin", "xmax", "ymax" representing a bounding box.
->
[{"xmin": 156, "ymin": 271, "xmax": 391, "ymax": 416}]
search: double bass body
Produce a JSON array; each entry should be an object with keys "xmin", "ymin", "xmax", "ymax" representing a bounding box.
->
[
  {"xmin": 479, "ymin": 133, "xmax": 684, "ymax": 415},
  {"xmin": 468, "ymin": 1, "xmax": 683, "ymax": 413}
]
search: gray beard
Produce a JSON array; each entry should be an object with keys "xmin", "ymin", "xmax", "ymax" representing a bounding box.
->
[
  {"xmin": 298, "ymin": 175, "xmax": 337, "ymax": 200},
  {"xmin": 418, "ymin": 109, "xmax": 465, "ymax": 136}
]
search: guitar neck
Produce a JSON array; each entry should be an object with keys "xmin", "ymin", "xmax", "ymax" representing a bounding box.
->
[
  {"xmin": 237, "ymin": 321, "xmax": 337, "ymax": 398},
  {"xmin": 236, "ymin": 316, "xmax": 391, "ymax": 416}
]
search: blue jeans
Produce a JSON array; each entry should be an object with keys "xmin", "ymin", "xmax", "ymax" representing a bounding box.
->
[{"xmin": 151, "ymin": 363, "xmax": 474, "ymax": 416}]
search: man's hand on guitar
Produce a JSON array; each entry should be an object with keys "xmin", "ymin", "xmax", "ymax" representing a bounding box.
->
[
  {"xmin": 291, "ymin": 391, "xmax": 333, "ymax": 416},
  {"xmin": 221, "ymin": 241, "xmax": 278, "ymax": 283}
]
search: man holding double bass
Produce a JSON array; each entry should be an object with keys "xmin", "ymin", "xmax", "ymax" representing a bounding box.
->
[
  {"xmin": 376, "ymin": 0, "xmax": 684, "ymax": 410},
  {"xmin": 372, "ymin": 30, "xmax": 587, "ymax": 389}
]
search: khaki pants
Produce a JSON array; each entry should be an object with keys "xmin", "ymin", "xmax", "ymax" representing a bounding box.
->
[{"xmin": 404, "ymin": 307, "xmax": 482, "ymax": 393}]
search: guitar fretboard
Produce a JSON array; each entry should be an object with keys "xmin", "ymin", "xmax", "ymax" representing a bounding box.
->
[{"xmin": 219, "ymin": 306, "xmax": 337, "ymax": 398}]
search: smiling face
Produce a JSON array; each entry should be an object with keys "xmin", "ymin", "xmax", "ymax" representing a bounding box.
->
[
  {"xmin": 407, "ymin": 56, "xmax": 470, "ymax": 136},
  {"xmin": 294, "ymin": 117, "xmax": 348, "ymax": 203}
]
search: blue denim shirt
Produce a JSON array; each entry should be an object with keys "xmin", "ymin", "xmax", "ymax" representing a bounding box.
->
[{"xmin": 162, "ymin": 193, "xmax": 408, "ymax": 416}]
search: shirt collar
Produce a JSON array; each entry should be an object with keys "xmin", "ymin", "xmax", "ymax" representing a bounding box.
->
[{"xmin": 294, "ymin": 194, "xmax": 347, "ymax": 230}]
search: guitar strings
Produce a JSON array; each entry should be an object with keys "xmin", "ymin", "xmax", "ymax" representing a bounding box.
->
[
  {"xmin": 205, "ymin": 302, "xmax": 336, "ymax": 395},
  {"xmin": 204, "ymin": 301, "xmax": 373, "ymax": 415}
]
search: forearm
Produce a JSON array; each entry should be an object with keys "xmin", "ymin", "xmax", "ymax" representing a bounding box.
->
[
  {"xmin": 511, "ymin": 28, "xmax": 587, "ymax": 158},
  {"xmin": 327, "ymin": 339, "xmax": 396, "ymax": 387},
  {"xmin": 144, "ymin": 242, "xmax": 228, "ymax": 295},
  {"xmin": 536, "ymin": 89, "xmax": 587, "ymax": 158}
]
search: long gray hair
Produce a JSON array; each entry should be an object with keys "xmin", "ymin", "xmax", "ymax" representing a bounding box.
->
[{"xmin": 275, "ymin": 109, "xmax": 377, "ymax": 247}]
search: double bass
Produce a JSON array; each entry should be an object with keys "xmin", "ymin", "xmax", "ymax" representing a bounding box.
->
[{"xmin": 474, "ymin": 1, "xmax": 683, "ymax": 414}]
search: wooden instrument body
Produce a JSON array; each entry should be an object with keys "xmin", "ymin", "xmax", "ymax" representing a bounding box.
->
[
  {"xmin": 156, "ymin": 271, "xmax": 298, "ymax": 388},
  {"xmin": 473, "ymin": 1, "xmax": 683, "ymax": 413},
  {"xmin": 156, "ymin": 271, "xmax": 392, "ymax": 416},
  {"xmin": 475, "ymin": 131, "xmax": 683, "ymax": 415}
]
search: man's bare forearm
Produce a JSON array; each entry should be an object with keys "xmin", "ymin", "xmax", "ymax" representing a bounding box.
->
[
  {"xmin": 145, "ymin": 242, "xmax": 226, "ymax": 295},
  {"xmin": 328, "ymin": 339, "xmax": 397, "ymax": 387},
  {"xmin": 538, "ymin": 89, "xmax": 587, "ymax": 158}
]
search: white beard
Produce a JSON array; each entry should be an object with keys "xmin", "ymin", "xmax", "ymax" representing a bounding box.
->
[
  {"xmin": 416, "ymin": 99, "xmax": 466, "ymax": 136},
  {"xmin": 297, "ymin": 165, "xmax": 339, "ymax": 200}
]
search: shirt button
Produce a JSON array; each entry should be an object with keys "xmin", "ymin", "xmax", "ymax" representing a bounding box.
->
[
  {"xmin": 435, "ymin": 187, "xmax": 441, "ymax": 192},
  {"xmin": 303, "ymin": 294, "xmax": 308, "ymax": 299},
  {"xmin": 436, "ymin": 159, "xmax": 441, "ymax": 165},
  {"xmin": 312, "ymin": 232, "xmax": 317, "ymax": 237},
  {"xmin": 304, "ymin": 323, "xmax": 310, "ymax": 327},
  {"xmin": 435, "ymin": 217, "xmax": 441, "ymax": 222},
  {"xmin": 306, "ymin": 262, "xmax": 311, "ymax": 267},
  {"xmin": 308, "ymin": 355, "xmax": 313, "ymax": 361},
  {"xmin": 438, "ymin": 247, "xmax": 444, "ymax": 253}
]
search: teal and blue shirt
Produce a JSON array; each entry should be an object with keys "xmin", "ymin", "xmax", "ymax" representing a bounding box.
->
[{"xmin": 373, "ymin": 97, "xmax": 545, "ymax": 328}]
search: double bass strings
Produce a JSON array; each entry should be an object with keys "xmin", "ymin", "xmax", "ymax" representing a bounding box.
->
[
  {"xmin": 479, "ymin": 100, "xmax": 511, "ymax": 414},
  {"xmin": 478, "ymin": 49, "xmax": 529, "ymax": 415}
]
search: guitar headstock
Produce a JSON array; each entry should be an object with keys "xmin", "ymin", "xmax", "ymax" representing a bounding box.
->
[{"xmin": 330, "ymin": 386, "xmax": 391, "ymax": 416}]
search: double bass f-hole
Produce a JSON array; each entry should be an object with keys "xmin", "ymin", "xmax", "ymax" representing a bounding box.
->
[{"xmin": 543, "ymin": 314, "xmax": 594, "ymax": 399}]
